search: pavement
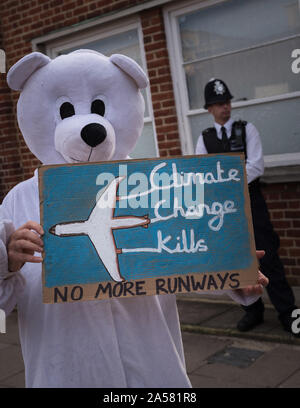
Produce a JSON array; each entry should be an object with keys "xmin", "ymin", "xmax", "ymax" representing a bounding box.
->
[{"xmin": 1, "ymin": 287, "xmax": 300, "ymax": 388}]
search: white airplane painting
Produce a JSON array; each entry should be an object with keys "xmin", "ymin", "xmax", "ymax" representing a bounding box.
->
[{"xmin": 49, "ymin": 176, "xmax": 150, "ymax": 282}]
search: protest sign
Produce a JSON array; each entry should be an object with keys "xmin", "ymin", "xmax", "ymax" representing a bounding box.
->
[{"xmin": 39, "ymin": 153, "xmax": 258, "ymax": 303}]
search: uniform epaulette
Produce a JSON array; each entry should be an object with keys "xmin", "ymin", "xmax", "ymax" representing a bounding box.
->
[
  {"xmin": 234, "ymin": 119, "xmax": 247, "ymax": 126},
  {"xmin": 203, "ymin": 127, "xmax": 215, "ymax": 135}
]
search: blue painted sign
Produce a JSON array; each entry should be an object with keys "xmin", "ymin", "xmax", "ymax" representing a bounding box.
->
[{"xmin": 39, "ymin": 154, "xmax": 258, "ymax": 303}]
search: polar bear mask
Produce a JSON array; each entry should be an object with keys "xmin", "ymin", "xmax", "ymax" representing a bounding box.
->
[{"xmin": 7, "ymin": 50, "xmax": 148, "ymax": 165}]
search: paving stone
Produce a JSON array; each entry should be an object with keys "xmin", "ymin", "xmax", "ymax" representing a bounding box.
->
[
  {"xmin": 241, "ymin": 345, "xmax": 300, "ymax": 387},
  {"xmin": 279, "ymin": 368, "xmax": 300, "ymax": 388},
  {"xmin": 201, "ymin": 304, "xmax": 280, "ymax": 334},
  {"xmin": 203, "ymin": 306, "xmax": 244, "ymax": 330},
  {"xmin": 1, "ymin": 371, "xmax": 25, "ymax": 388},
  {"xmin": 0, "ymin": 311, "xmax": 21, "ymax": 346},
  {"xmin": 193, "ymin": 363, "xmax": 264, "ymax": 388},
  {"xmin": 189, "ymin": 373, "xmax": 260, "ymax": 388},
  {"xmin": 230, "ymin": 338, "xmax": 276, "ymax": 352},
  {"xmin": 193, "ymin": 343, "xmax": 300, "ymax": 388},
  {"xmin": 0, "ymin": 345, "xmax": 24, "ymax": 381},
  {"xmin": 0, "ymin": 343, "xmax": 11, "ymax": 351},
  {"xmin": 1, "ymin": 289, "xmax": 300, "ymax": 388},
  {"xmin": 182, "ymin": 332, "xmax": 232, "ymax": 373},
  {"xmin": 207, "ymin": 346, "xmax": 265, "ymax": 368},
  {"xmin": 177, "ymin": 299, "xmax": 233, "ymax": 325},
  {"xmin": 178, "ymin": 298, "xmax": 294, "ymax": 342},
  {"xmin": 192, "ymin": 361, "xmax": 265, "ymax": 388}
]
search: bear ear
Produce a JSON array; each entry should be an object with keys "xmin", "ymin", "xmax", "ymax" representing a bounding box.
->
[
  {"xmin": 110, "ymin": 54, "xmax": 149, "ymax": 90},
  {"xmin": 7, "ymin": 52, "xmax": 51, "ymax": 91}
]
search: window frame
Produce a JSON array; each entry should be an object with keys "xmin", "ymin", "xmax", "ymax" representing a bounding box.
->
[
  {"xmin": 164, "ymin": 0, "xmax": 300, "ymax": 169},
  {"xmin": 33, "ymin": 16, "xmax": 159, "ymax": 158}
]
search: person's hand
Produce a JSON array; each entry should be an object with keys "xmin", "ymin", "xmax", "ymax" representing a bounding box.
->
[
  {"xmin": 7, "ymin": 221, "xmax": 44, "ymax": 272},
  {"xmin": 234, "ymin": 250, "xmax": 269, "ymax": 297}
]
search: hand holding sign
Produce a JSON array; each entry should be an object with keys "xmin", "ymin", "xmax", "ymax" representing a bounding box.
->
[
  {"xmin": 7, "ymin": 221, "xmax": 44, "ymax": 272},
  {"xmin": 39, "ymin": 154, "xmax": 262, "ymax": 304},
  {"xmin": 233, "ymin": 251, "xmax": 268, "ymax": 298}
]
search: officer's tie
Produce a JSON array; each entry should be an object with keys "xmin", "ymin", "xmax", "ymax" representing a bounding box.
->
[{"xmin": 221, "ymin": 126, "xmax": 230, "ymax": 152}]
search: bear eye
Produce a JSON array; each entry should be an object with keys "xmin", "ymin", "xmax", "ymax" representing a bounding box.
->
[
  {"xmin": 91, "ymin": 99, "xmax": 105, "ymax": 116},
  {"xmin": 60, "ymin": 102, "xmax": 75, "ymax": 119}
]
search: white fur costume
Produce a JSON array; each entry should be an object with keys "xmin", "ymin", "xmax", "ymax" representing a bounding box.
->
[{"xmin": 0, "ymin": 51, "xmax": 259, "ymax": 387}]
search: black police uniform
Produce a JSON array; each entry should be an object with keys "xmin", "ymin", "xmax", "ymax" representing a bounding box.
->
[{"xmin": 199, "ymin": 79, "xmax": 297, "ymax": 331}]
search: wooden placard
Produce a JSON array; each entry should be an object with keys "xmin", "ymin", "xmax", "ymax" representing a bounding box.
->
[{"xmin": 39, "ymin": 154, "xmax": 258, "ymax": 304}]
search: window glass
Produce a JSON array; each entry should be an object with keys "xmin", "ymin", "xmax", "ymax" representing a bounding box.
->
[
  {"xmin": 185, "ymin": 37, "xmax": 300, "ymax": 109},
  {"xmin": 190, "ymin": 98, "xmax": 300, "ymax": 156},
  {"xmin": 130, "ymin": 122, "xmax": 158, "ymax": 159},
  {"xmin": 179, "ymin": 0, "xmax": 300, "ymax": 61},
  {"xmin": 173, "ymin": 0, "xmax": 300, "ymax": 156},
  {"xmin": 178, "ymin": 0, "xmax": 300, "ymax": 109}
]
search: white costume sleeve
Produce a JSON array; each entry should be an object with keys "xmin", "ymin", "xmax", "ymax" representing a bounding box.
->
[
  {"xmin": 196, "ymin": 289, "xmax": 260, "ymax": 307},
  {"xmin": 245, "ymin": 123, "xmax": 264, "ymax": 183},
  {"xmin": 222, "ymin": 289, "xmax": 260, "ymax": 306},
  {"xmin": 0, "ymin": 200, "xmax": 26, "ymax": 315}
]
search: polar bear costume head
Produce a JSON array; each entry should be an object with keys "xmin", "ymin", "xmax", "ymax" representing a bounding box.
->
[{"xmin": 7, "ymin": 50, "xmax": 148, "ymax": 165}]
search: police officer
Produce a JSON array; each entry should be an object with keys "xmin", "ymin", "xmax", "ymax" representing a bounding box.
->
[{"xmin": 195, "ymin": 78, "xmax": 298, "ymax": 335}]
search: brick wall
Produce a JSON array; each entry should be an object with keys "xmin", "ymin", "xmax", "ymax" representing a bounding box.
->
[
  {"xmin": 0, "ymin": 0, "xmax": 299, "ymax": 284},
  {"xmin": 0, "ymin": 0, "xmax": 145, "ymax": 201},
  {"xmin": 262, "ymin": 182, "xmax": 300, "ymax": 285},
  {"xmin": 141, "ymin": 8, "xmax": 182, "ymax": 157},
  {"xmin": 0, "ymin": 33, "xmax": 23, "ymax": 203}
]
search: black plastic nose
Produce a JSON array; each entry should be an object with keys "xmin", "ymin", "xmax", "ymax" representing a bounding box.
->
[{"xmin": 81, "ymin": 123, "xmax": 106, "ymax": 147}]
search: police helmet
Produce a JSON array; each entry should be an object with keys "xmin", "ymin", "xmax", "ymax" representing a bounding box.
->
[{"xmin": 204, "ymin": 78, "xmax": 233, "ymax": 109}]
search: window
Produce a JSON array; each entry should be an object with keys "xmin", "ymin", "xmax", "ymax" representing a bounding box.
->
[
  {"xmin": 164, "ymin": 0, "xmax": 300, "ymax": 166},
  {"xmin": 43, "ymin": 19, "xmax": 158, "ymax": 159}
]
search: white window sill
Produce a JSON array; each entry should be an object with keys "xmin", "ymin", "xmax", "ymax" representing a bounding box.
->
[{"xmin": 261, "ymin": 153, "xmax": 300, "ymax": 184}]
